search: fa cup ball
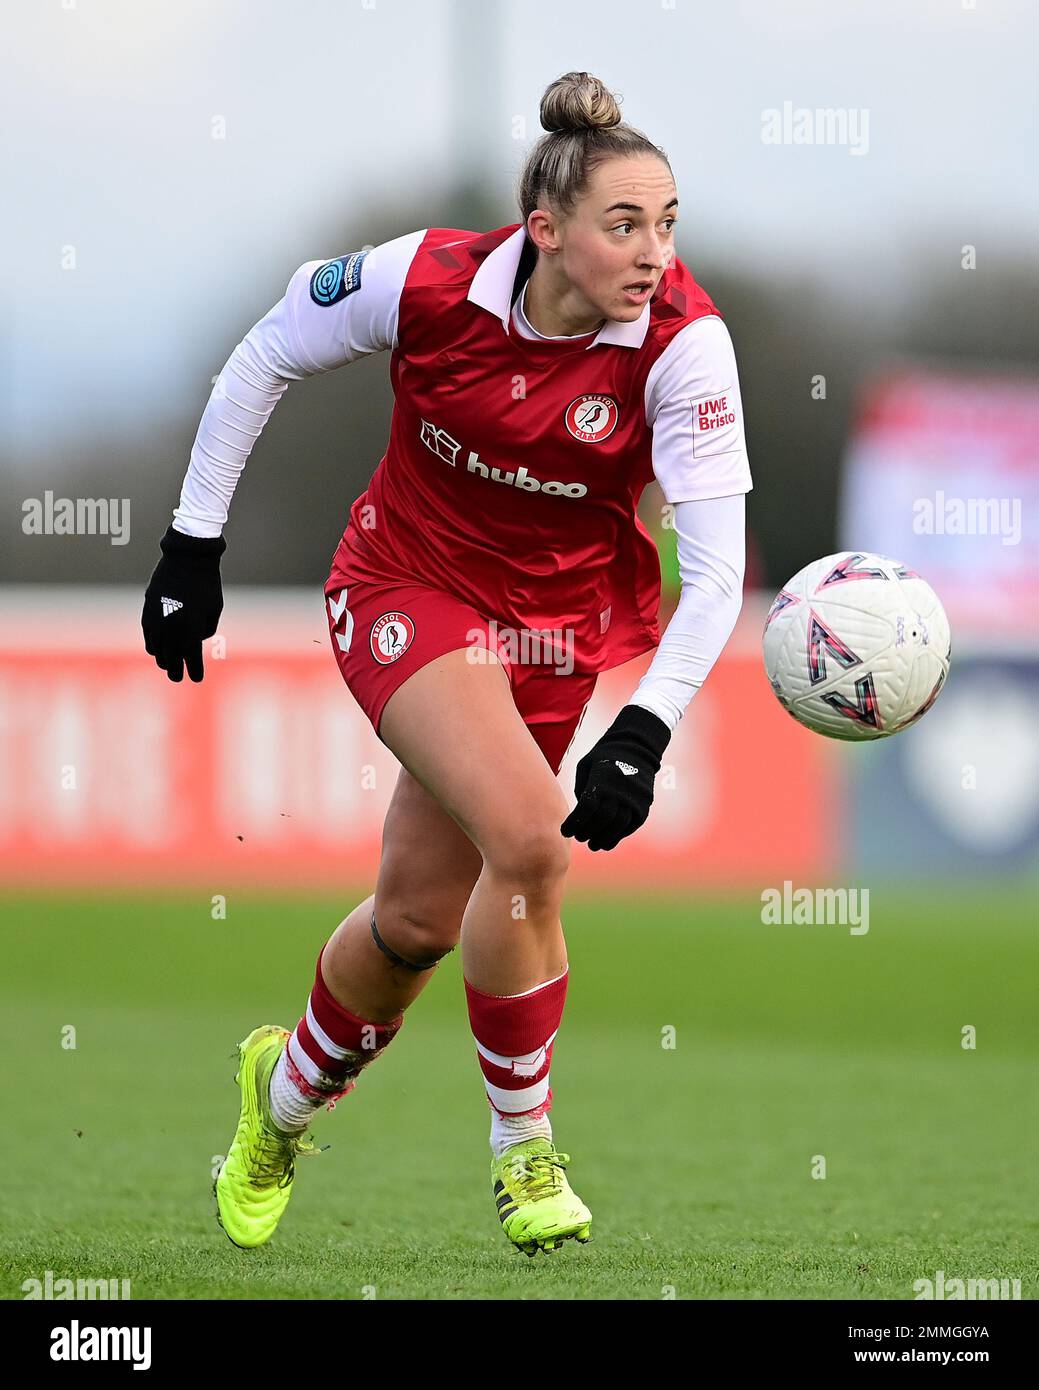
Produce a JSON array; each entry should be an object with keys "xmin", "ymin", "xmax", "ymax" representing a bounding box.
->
[{"xmin": 762, "ymin": 552, "xmax": 951, "ymax": 740}]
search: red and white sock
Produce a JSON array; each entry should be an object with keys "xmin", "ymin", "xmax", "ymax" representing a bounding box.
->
[
  {"xmin": 464, "ymin": 967, "xmax": 568, "ymax": 1159},
  {"xmin": 268, "ymin": 946, "xmax": 403, "ymax": 1133}
]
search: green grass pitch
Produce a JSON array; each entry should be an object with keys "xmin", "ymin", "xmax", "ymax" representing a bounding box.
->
[{"xmin": 2, "ymin": 885, "xmax": 1036, "ymax": 1300}]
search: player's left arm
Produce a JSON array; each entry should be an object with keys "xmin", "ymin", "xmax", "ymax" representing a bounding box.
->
[{"xmin": 560, "ymin": 315, "xmax": 753, "ymax": 851}]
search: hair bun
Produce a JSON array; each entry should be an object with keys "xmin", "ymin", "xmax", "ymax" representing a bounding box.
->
[{"xmin": 540, "ymin": 72, "xmax": 622, "ymax": 134}]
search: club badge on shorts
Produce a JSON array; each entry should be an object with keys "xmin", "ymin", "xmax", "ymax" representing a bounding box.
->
[{"xmin": 370, "ymin": 611, "xmax": 416, "ymax": 665}]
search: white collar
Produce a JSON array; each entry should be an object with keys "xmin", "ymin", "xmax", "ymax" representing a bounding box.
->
[
  {"xmin": 467, "ymin": 226, "xmax": 651, "ymax": 349},
  {"xmin": 514, "ymin": 281, "xmax": 595, "ymax": 342}
]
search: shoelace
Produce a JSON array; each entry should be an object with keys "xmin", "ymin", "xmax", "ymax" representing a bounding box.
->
[
  {"xmin": 249, "ymin": 1128, "xmax": 324, "ymax": 1190},
  {"xmin": 507, "ymin": 1150, "xmax": 572, "ymax": 1201}
]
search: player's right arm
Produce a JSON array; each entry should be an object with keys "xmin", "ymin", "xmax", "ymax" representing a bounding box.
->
[{"xmin": 141, "ymin": 229, "xmax": 426, "ymax": 682}]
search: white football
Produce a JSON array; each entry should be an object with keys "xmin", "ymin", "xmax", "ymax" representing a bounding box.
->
[{"xmin": 762, "ymin": 551, "xmax": 951, "ymax": 740}]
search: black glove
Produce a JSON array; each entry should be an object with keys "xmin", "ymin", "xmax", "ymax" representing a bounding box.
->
[
  {"xmin": 560, "ymin": 704, "xmax": 671, "ymax": 852},
  {"xmin": 142, "ymin": 524, "xmax": 226, "ymax": 682}
]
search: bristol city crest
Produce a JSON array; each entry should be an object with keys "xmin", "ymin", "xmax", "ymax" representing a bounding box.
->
[
  {"xmin": 564, "ymin": 394, "xmax": 619, "ymax": 443},
  {"xmin": 370, "ymin": 612, "xmax": 416, "ymax": 665}
]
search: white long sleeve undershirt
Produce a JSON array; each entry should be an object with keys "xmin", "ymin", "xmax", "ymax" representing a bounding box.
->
[
  {"xmin": 172, "ymin": 343, "xmax": 290, "ymax": 538},
  {"xmin": 626, "ymin": 492, "xmax": 746, "ymax": 732}
]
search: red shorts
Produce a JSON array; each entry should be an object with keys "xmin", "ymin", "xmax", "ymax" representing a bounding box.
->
[{"xmin": 323, "ymin": 559, "xmax": 597, "ymax": 777}]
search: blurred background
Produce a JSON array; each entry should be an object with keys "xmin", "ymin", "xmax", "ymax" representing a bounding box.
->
[
  {"xmin": 2, "ymin": 0, "xmax": 1037, "ymax": 888},
  {"xmin": 1, "ymin": 0, "xmax": 1037, "ymax": 1299}
]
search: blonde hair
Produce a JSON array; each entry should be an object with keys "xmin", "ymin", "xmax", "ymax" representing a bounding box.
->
[{"xmin": 517, "ymin": 72, "xmax": 670, "ymax": 224}]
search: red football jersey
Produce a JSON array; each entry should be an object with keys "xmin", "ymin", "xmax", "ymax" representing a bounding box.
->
[{"xmin": 331, "ymin": 224, "xmax": 733, "ymax": 673}]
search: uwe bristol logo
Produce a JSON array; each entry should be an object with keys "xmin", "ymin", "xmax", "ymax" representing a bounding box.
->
[{"xmin": 564, "ymin": 395, "xmax": 619, "ymax": 443}]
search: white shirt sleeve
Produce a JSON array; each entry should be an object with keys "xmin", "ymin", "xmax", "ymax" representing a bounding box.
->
[
  {"xmin": 627, "ymin": 492, "xmax": 746, "ymax": 732},
  {"xmin": 644, "ymin": 314, "xmax": 753, "ymax": 505},
  {"xmin": 172, "ymin": 228, "xmax": 427, "ymax": 538}
]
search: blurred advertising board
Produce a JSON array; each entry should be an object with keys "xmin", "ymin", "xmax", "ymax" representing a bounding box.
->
[
  {"xmin": 839, "ymin": 365, "xmax": 1039, "ymax": 636},
  {"xmin": 847, "ymin": 652, "xmax": 1039, "ymax": 881},
  {"xmin": 839, "ymin": 364, "xmax": 1039, "ymax": 879},
  {"xmin": 0, "ymin": 589, "xmax": 838, "ymax": 892}
]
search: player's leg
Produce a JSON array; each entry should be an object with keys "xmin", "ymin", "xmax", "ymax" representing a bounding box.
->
[
  {"xmin": 216, "ymin": 572, "xmax": 506, "ymax": 1247},
  {"xmin": 265, "ymin": 767, "xmax": 483, "ymax": 1135},
  {"xmin": 216, "ymin": 770, "xmax": 483, "ymax": 1249},
  {"xmin": 378, "ymin": 648, "xmax": 592, "ymax": 1254},
  {"xmin": 302, "ymin": 657, "xmax": 591, "ymax": 1139},
  {"xmin": 319, "ymin": 766, "xmax": 483, "ymax": 1021},
  {"xmin": 379, "ymin": 647, "xmax": 572, "ymax": 995}
]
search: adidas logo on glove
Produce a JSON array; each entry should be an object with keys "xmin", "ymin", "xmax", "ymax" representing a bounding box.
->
[{"xmin": 161, "ymin": 597, "xmax": 184, "ymax": 618}]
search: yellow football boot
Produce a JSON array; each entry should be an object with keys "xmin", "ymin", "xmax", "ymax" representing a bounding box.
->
[
  {"xmin": 214, "ymin": 1025, "xmax": 323, "ymax": 1248},
  {"xmin": 492, "ymin": 1138, "xmax": 593, "ymax": 1256}
]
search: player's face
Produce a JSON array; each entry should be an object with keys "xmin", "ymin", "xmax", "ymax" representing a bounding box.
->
[{"xmin": 562, "ymin": 156, "xmax": 678, "ymax": 322}]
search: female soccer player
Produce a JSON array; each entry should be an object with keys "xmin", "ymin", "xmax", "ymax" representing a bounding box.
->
[{"xmin": 142, "ymin": 71, "xmax": 752, "ymax": 1257}]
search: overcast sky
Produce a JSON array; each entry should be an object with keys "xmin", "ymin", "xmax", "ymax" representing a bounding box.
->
[{"xmin": 4, "ymin": 0, "xmax": 1037, "ymax": 462}]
